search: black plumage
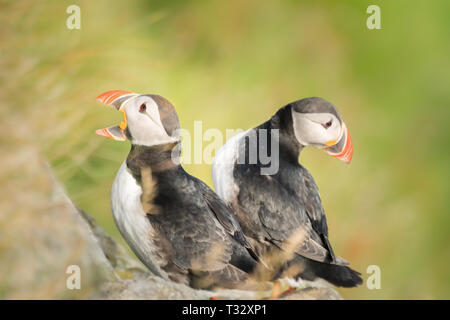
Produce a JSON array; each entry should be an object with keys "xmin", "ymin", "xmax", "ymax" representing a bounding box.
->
[{"xmin": 126, "ymin": 143, "xmax": 259, "ymax": 288}]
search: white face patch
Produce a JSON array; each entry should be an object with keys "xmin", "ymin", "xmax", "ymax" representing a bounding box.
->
[
  {"xmin": 123, "ymin": 96, "xmax": 178, "ymax": 146},
  {"xmin": 291, "ymin": 110, "xmax": 342, "ymax": 147}
]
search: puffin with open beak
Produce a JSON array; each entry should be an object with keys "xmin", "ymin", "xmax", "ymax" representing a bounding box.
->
[
  {"xmin": 95, "ymin": 90, "xmax": 260, "ymax": 289},
  {"xmin": 212, "ymin": 97, "xmax": 362, "ymax": 288}
]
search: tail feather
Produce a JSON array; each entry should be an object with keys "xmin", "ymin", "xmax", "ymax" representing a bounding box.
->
[
  {"xmin": 305, "ymin": 259, "xmax": 363, "ymax": 288},
  {"xmin": 287, "ymin": 256, "xmax": 363, "ymax": 288}
]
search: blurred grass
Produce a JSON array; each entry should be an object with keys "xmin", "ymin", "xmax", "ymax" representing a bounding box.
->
[{"xmin": 1, "ymin": 0, "xmax": 449, "ymax": 299}]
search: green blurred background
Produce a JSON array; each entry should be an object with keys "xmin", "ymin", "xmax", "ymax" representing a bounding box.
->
[{"xmin": 1, "ymin": 0, "xmax": 449, "ymax": 299}]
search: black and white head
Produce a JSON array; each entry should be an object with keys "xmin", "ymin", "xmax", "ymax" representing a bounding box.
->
[
  {"xmin": 289, "ymin": 97, "xmax": 353, "ymax": 163},
  {"xmin": 95, "ymin": 90, "xmax": 180, "ymax": 147}
]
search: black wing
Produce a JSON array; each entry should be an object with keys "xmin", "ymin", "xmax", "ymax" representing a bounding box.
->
[
  {"xmin": 199, "ymin": 181, "xmax": 261, "ymax": 265},
  {"xmin": 147, "ymin": 197, "xmax": 233, "ymax": 272},
  {"xmin": 144, "ymin": 171, "xmax": 258, "ymax": 289},
  {"xmin": 234, "ymin": 164, "xmax": 347, "ymax": 265},
  {"xmin": 298, "ymin": 165, "xmax": 339, "ymax": 262}
]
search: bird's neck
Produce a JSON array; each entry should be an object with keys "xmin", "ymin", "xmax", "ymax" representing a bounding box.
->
[
  {"xmin": 263, "ymin": 105, "xmax": 304, "ymax": 163},
  {"xmin": 126, "ymin": 142, "xmax": 182, "ymax": 183}
]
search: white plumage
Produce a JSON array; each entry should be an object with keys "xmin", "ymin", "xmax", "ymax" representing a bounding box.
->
[
  {"xmin": 211, "ymin": 130, "xmax": 249, "ymax": 203},
  {"xmin": 111, "ymin": 161, "xmax": 165, "ymax": 278}
]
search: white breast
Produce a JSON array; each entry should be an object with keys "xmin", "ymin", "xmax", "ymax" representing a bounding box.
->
[
  {"xmin": 212, "ymin": 130, "xmax": 249, "ymax": 203},
  {"xmin": 111, "ymin": 161, "xmax": 165, "ymax": 278}
]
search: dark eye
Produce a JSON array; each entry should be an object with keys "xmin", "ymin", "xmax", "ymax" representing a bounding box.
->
[
  {"xmin": 323, "ymin": 120, "xmax": 332, "ymax": 129},
  {"xmin": 139, "ymin": 103, "xmax": 147, "ymax": 112}
]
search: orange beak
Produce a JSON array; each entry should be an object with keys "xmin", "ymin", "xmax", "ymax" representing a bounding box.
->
[
  {"xmin": 95, "ymin": 126, "xmax": 126, "ymax": 141},
  {"xmin": 324, "ymin": 124, "xmax": 353, "ymax": 164},
  {"xmin": 96, "ymin": 90, "xmax": 133, "ymax": 106},
  {"xmin": 95, "ymin": 90, "xmax": 138, "ymax": 141}
]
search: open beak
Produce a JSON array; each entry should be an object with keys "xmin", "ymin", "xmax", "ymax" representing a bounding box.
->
[
  {"xmin": 323, "ymin": 123, "xmax": 353, "ymax": 163},
  {"xmin": 95, "ymin": 90, "xmax": 138, "ymax": 141}
]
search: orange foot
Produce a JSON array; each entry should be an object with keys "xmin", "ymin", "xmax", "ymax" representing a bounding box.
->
[
  {"xmin": 268, "ymin": 282, "xmax": 296, "ymax": 299},
  {"xmin": 269, "ymin": 281, "xmax": 280, "ymax": 299},
  {"xmin": 279, "ymin": 286, "xmax": 295, "ymax": 298}
]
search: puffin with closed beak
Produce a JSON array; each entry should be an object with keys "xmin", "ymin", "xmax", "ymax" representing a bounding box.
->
[
  {"xmin": 95, "ymin": 90, "xmax": 259, "ymax": 289},
  {"xmin": 212, "ymin": 97, "xmax": 362, "ymax": 288}
]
